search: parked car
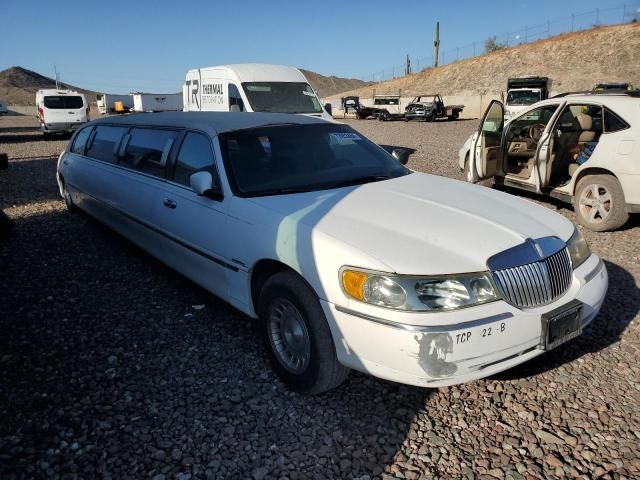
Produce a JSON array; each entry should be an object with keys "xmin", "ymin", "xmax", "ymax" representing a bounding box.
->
[
  {"xmin": 183, "ymin": 63, "xmax": 332, "ymax": 121},
  {"xmin": 36, "ymin": 89, "xmax": 89, "ymax": 138},
  {"xmin": 57, "ymin": 112, "xmax": 607, "ymax": 394},
  {"xmin": 404, "ymin": 94, "xmax": 464, "ymax": 122},
  {"xmin": 459, "ymin": 93, "xmax": 640, "ymax": 231}
]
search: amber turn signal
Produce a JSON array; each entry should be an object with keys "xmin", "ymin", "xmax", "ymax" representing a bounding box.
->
[{"xmin": 341, "ymin": 270, "xmax": 368, "ymax": 301}]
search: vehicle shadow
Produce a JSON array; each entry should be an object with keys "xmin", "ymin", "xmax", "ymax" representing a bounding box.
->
[
  {"xmin": 0, "ymin": 156, "xmax": 62, "ymax": 208},
  {"xmin": 493, "ymin": 259, "xmax": 638, "ymax": 381},
  {"xmin": 0, "ymin": 133, "xmax": 69, "ymax": 144},
  {"xmin": 0, "ymin": 205, "xmax": 432, "ymax": 479},
  {"xmin": 0, "ymin": 126, "xmax": 41, "ymax": 133}
]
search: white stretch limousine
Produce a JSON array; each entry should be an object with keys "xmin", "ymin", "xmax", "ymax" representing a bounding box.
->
[{"xmin": 57, "ymin": 112, "xmax": 608, "ymax": 394}]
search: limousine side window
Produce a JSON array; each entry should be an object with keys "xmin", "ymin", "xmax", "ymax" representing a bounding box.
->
[
  {"xmin": 86, "ymin": 126, "xmax": 128, "ymax": 164},
  {"xmin": 173, "ymin": 132, "xmax": 218, "ymax": 187},
  {"xmin": 71, "ymin": 126, "xmax": 93, "ymax": 155},
  {"xmin": 122, "ymin": 128, "xmax": 179, "ymax": 177}
]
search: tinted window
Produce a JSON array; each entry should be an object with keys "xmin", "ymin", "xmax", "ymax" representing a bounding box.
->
[
  {"xmin": 71, "ymin": 127, "xmax": 92, "ymax": 155},
  {"xmin": 122, "ymin": 128, "xmax": 179, "ymax": 177},
  {"xmin": 86, "ymin": 126, "xmax": 128, "ymax": 163},
  {"xmin": 603, "ymin": 108, "xmax": 629, "ymax": 133},
  {"xmin": 173, "ymin": 132, "xmax": 216, "ymax": 187},
  {"xmin": 44, "ymin": 96, "xmax": 84, "ymax": 109},
  {"xmin": 220, "ymin": 124, "xmax": 409, "ymax": 197},
  {"xmin": 229, "ymin": 83, "xmax": 244, "ymax": 112}
]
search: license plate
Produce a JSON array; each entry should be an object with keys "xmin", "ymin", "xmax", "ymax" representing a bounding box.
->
[{"xmin": 541, "ymin": 300, "xmax": 583, "ymax": 350}]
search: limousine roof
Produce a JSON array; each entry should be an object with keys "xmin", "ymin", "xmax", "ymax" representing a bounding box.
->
[{"xmin": 91, "ymin": 112, "xmax": 329, "ymax": 134}]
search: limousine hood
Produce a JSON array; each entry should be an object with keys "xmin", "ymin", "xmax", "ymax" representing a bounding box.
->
[{"xmin": 248, "ymin": 172, "xmax": 575, "ymax": 275}]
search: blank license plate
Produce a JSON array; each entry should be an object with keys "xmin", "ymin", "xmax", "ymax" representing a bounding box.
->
[{"xmin": 541, "ymin": 300, "xmax": 583, "ymax": 350}]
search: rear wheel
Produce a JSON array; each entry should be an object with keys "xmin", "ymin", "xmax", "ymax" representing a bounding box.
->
[
  {"xmin": 259, "ymin": 270, "xmax": 349, "ymax": 394},
  {"xmin": 573, "ymin": 174, "xmax": 628, "ymax": 231}
]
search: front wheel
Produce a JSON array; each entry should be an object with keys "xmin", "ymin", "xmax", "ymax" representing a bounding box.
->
[
  {"xmin": 259, "ymin": 271, "xmax": 349, "ymax": 394},
  {"xmin": 573, "ymin": 174, "xmax": 628, "ymax": 231}
]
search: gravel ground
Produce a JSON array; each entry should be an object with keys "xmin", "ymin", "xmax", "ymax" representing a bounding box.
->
[{"xmin": 1, "ymin": 114, "xmax": 639, "ymax": 480}]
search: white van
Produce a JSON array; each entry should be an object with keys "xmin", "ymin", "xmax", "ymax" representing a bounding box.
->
[
  {"xmin": 183, "ymin": 63, "xmax": 332, "ymax": 120},
  {"xmin": 36, "ymin": 89, "xmax": 89, "ymax": 138}
]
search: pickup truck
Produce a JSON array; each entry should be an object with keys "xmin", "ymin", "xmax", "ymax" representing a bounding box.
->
[{"xmin": 404, "ymin": 94, "xmax": 464, "ymax": 122}]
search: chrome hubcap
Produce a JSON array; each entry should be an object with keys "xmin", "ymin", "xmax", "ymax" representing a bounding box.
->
[
  {"xmin": 579, "ymin": 184, "xmax": 611, "ymax": 223},
  {"xmin": 268, "ymin": 298, "xmax": 310, "ymax": 374}
]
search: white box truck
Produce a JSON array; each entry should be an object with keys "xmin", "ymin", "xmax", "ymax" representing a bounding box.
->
[
  {"xmin": 504, "ymin": 76, "xmax": 552, "ymax": 121},
  {"xmin": 35, "ymin": 89, "xmax": 89, "ymax": 138},
  {"xmin": 131, "ymin": 93, "xmax": 182, "ymax": 112},
  {"xmin": 183, "ymin": 63, "xmax": 332, "ymax": 120},
  {"xmin": 96, "ymin": 93, "xmax": 134, "ymax": 114}
]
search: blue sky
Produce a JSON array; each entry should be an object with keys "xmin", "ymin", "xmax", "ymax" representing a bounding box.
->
[{"xmin": 2, "ymin": 0, "xmax": 637, "ymax": 93}]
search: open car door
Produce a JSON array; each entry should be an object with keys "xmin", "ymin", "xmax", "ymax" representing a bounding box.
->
[{"xmin": 470, "ymin": 100, "xmax": 504, "ymax": 183}]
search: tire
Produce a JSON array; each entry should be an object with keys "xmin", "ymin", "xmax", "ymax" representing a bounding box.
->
[
  {"xmin": 431, "ymin": 111, "xmax": 437, "ymax": 122},
  {"xmin": 259, "ymin": 270, "xmax": 349, "ymax": 394},
  {"xmin": 43, "ymin": 132, "xmax": 51, "ymax": 140},
  {"xmin": 573, "ymin": 174, "xmax": 628, "ymax": 232},
  {"xmin": 60, "ymin": 178, "xmax": 76, "ymax": 212}
]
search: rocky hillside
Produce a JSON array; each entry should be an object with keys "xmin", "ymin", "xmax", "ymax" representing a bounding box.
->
[
  {"xmin": 0, "ymin": 65, "xmax": 371, "ymax": 106},
  {"xmin": 301, "ymin": 69, "xmax": 373, "ymax": 98},
  {"xmin": 325, "ymin": 23, "xmax": 640, "ymax": 100},
  {"xmin": 0, "ymin": 66, "xmax": 97, "ymax": 105}
]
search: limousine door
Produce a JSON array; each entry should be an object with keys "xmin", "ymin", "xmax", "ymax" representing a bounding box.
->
[{"xmin": 151, "ymin": 131, "xmax": 231, "ymax": 300}]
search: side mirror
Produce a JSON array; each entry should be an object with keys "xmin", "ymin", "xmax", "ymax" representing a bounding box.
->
[
  {"xmin": 324, "ymin": 103, "xmax": 333, "ymax": 116},
  {"xmin": 391, "ymin": 148, "xmax": 410, "ymax": 165},
  {"xmin": 190, "ymin": 171, "xmax": 222, "ymax": 200}
]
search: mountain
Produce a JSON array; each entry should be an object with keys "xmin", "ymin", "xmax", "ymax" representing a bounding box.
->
[
  {"xmin": 325, "ymin": 23, "xmax": 640, "ymax": 100},
  {"xmin": 301, "ymin": 69, "xmax": 373, "ymax": 98},
  {"xmin": 0, "ymin": 65, "xmax": 372, "ymax": 106},
  {"xmin": 0, "ymin": 66, "xmax": 97, "ymax": 105}
]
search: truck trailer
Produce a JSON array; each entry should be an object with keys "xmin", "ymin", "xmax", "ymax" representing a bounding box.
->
[
  {"xmin": 131, "ymin": 93, "xmax": 183, "ymax": 112},
  {"xmin": 96, "ymin": 93, "xmax": 134, "ymax": 114}
]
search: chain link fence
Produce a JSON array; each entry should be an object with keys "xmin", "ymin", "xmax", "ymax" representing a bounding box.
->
[{"xmin": 360, "ymin": 4, "xmax": 639, "ymax": 83}]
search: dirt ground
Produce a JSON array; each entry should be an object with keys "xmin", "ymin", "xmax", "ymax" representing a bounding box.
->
[{"xmin": 1, "ymin": 113, "xmax": 639, "ymax": 479}]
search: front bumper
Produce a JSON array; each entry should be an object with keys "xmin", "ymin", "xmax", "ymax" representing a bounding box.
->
[{"xmin": 321, "ymin": 254, "xmax": 607, "ymax": 387}]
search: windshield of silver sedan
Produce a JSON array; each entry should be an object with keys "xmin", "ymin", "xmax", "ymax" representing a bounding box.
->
[{"xmin": 219, "ymin": 124, "xmax": 410, "ymax": 197}]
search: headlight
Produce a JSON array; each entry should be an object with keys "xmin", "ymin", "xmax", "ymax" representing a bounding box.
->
[
  {"xmin": 566, "ymin": 228, "xmax": 590, "ymax": 269},
  {"xmin": 341, "ymin": 268, "xmax": 499, "ymax": 311}
]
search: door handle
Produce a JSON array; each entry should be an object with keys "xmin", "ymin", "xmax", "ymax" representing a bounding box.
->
[{"xmin": 163, "ymin": 198, "xmax": 177, "ymax": 209}]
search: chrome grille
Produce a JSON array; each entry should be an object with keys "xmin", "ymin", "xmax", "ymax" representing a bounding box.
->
[{"xmin": 492, "ymin": 248, "xmax": 572, "ymax": 309}]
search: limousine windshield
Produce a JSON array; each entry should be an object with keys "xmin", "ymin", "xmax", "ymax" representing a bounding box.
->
[{"xmin": 219, "ymin": 124, "xmax": 410, "ymax": 196}]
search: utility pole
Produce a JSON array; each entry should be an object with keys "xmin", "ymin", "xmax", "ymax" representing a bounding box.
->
[
  {"xmin": 405, "ymin": 54, "xmax": 411, "ymax": 75},
  {"xmin": 54, "ymin": 64, "xmax": 60, "ymax": 89},
  {"xmin": 433, "ymin": 22, "xmax": 440, "ymax": 67}
]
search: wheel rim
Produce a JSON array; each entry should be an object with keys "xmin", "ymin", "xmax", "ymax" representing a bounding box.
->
[
  {"xmin": 267, "ymin": 298, "xmax": 310, "ymax": 374},
  {"xmin": 579, "ymin": 183, "xmax": 612, "ymax": 224}
]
